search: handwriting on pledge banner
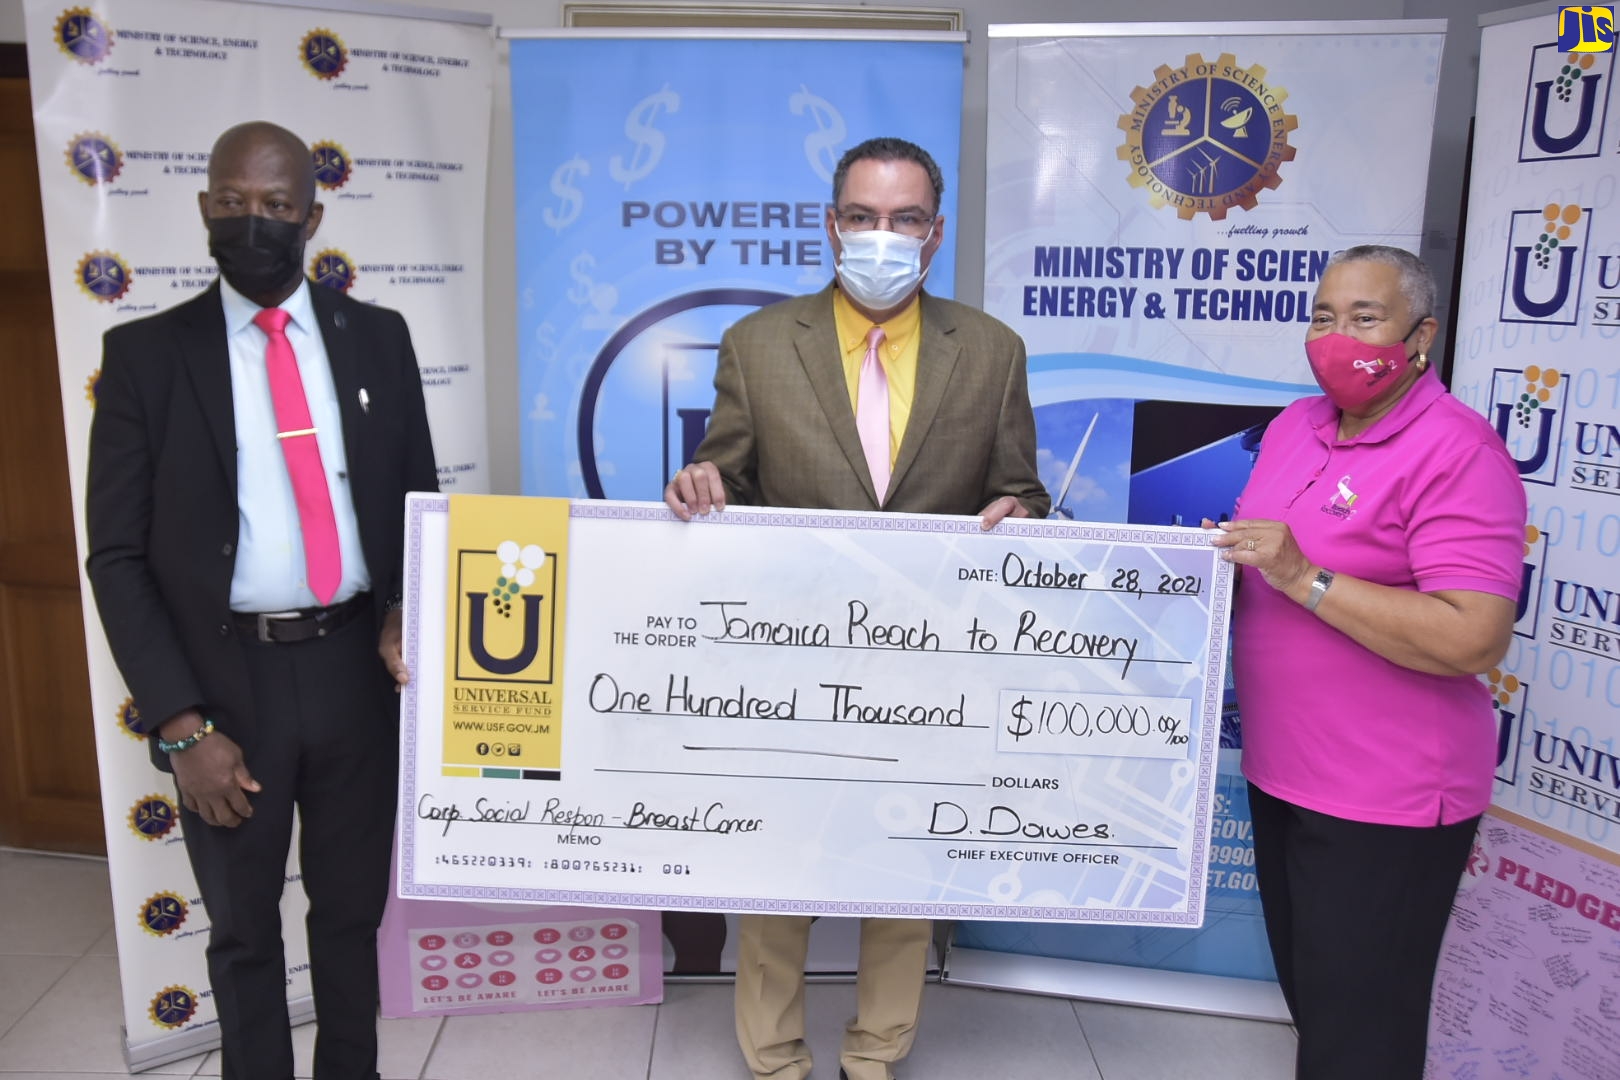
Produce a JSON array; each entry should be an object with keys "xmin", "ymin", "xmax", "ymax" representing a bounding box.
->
[{"xmin": 399, "ymin": 497, "xmax": 1234, "ymax": 926}]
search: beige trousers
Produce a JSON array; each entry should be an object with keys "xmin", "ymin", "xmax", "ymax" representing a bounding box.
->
[{"xmin": 734, "ymin": 914, "xmax": 931, "ymax": 1080}]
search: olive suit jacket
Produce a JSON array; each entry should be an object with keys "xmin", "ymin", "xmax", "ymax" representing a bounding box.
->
[
  {"xmin": 695, "ymin": 284, "xmax": 1050, "ymax": 517},
  {"xmin": 84, "ymin": 280, "xmax": 438, "ymax": 766}
]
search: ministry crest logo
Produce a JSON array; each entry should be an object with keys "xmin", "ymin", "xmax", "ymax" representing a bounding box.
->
[
  {"xmin": 311, "ymin": 249, "xmax": 357, "ymax": 294},
  {"xmin": 65, "ymin": 132, "xmax": 121, "ymax": 186},
  {"xmin": 77, "ymin": 251, "xmax": 130, "ymax": 303},
  {"xmin": 300, "ymin": 28, "xmax": 347, "ymax": 80},
  {"xmin": 55, "ymin": 8, "xmax": 112, "ymax": 65},
  {"xmin": 1116, "ymin": 53, "xmax": 1298, "ymax": 221},
  {"xmin": 311, "ymin": 140, "xmax": 353, "ymax": 190}
]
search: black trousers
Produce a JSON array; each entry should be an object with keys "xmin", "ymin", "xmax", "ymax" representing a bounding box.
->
[
  {"xmin": 177, "ymin": 609, "xmax": 397, "ymax": 1080},
  {"xmin": 1248, "ymin": 782, "xmax": 1478, "ymax": 1080}
]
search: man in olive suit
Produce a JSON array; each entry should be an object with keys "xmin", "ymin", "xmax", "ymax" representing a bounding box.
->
[{"xmin": 664, "ymin": 136, "xmax": 1048, "ymax": 1080}]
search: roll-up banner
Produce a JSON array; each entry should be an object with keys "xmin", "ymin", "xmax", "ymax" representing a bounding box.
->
[
  {"xmin": 969, "ymin": 20, "xmax": 1445, "ymax": 1017},
  {"xmin": 509, "ymin": 29, "xmax": 965, "ymax": 504},
  {"xmin": 507, "ymin": 30, "xmax": 964, "ymax": 976},
  {"xmin": 1430, "ymin": 4, "xmax": 1620, "ymax": 1074},
  {"xmin": 23, "ymin": 0, "xmax": 492, "ymax": 1066}
]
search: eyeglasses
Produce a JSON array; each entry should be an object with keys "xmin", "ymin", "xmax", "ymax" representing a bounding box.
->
[{"xmin": 835, "ymin": 209, "xmax": 936, "ymax": 237}]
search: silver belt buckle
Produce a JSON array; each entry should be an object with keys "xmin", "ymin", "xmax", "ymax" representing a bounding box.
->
[{"xmin": 255, "ymin": 610, "xmax": 301, "ymax": 643}]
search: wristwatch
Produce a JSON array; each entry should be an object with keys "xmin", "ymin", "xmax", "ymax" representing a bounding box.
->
[{"xmin": 1304, "ymin": 568, "xmax": 1335, "ymax": 613}]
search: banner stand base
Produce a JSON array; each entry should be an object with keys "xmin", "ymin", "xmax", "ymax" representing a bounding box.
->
[
  {"xmin": 944, "ymin": 948, "xmax": 1290, "ymax": 1023},
  {"xmin": 124, "ymin": 996, "xmax": 315, "ymax": 1075}
]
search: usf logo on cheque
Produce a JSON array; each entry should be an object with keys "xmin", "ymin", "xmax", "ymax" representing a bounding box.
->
[{"xmin": 443, "ymin": 495, "xmax": 571, "ymax": 779}]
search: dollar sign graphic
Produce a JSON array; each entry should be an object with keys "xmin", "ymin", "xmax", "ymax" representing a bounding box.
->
[
  {"xmin": 1006, "ymin": 697, "xmax": 1034, "ymax": 742},
  {"xmin": 542, "ymin": 156, "xmax": 589, "ymax": 233},
  {"xmin": 609, "ymin": 85, "xmax": 680, "ymax": 189},
  {"xmin": 567, "ymin": 253, "xmax": 596, "ymax": 306},
  {"xmin": 789, "ymin": 85, "xmax": 846, "ymax": 184}
]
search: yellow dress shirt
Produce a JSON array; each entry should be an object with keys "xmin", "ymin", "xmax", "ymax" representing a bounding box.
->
[{"xmin": 832, "ymin": 286, "xmax": 920, "ymax": 468}]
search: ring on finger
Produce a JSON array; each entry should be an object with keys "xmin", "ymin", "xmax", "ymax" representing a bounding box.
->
[{"xmin": 1246, "ymin": 539, "xmax": 1257, "ymax": 551}]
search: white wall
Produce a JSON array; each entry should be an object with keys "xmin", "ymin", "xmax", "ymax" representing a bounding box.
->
[{"xmin": 5, "ymin": 0, "xmax": 1530, "ymax": 495}]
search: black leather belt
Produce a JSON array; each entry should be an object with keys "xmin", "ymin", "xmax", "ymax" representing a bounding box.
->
[{"xmin": 232, "ymin": 592, "xmax": 370, "ymax": 644}]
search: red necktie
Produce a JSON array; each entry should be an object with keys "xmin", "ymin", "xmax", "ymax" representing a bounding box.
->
[
  {"xmin": 856, "ymin": 326, "xmax": 891, "ymax": 506},
  {"xmin": 253, "ymin": 307, "xmax": 341, "ymax": 606}
]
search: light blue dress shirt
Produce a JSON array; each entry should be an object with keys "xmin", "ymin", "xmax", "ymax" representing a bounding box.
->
[{"xmin": 222, "ymin": 277, "xmax": 370, "ymax": 612}]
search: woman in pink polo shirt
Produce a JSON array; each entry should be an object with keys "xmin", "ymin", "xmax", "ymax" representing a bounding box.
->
[{"xmin": 1208, "ymin": 246, "xmax": 1525, "ymax": 1079}]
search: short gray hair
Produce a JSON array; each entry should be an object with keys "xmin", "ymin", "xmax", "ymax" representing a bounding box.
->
[{"xmin": 1325, "ymin": 245, "xmax": 1436, "ymax": 321}]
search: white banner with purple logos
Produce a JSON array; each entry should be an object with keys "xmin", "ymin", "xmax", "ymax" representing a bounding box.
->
[
  {"xmin": 23, "ymin": 0, "xmax": 492, "ymax": 1067},
  {"xmin": 982, "ymin": 20, "xmax": 1445, "ymax": 532},
  {"xmin": 1430, "ymin": 3, "xmax": 1619, "ymax": 1074}
]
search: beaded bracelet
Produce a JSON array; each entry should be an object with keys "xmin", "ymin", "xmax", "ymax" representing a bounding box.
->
[{"xmin": 157, "ymin": 717, "xmax": 215, "ymax": 754}]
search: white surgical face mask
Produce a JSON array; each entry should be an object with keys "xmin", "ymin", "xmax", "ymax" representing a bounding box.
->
[{"xmin": 834, "ymin": 223, "xmax": 933, "ymax": 311}]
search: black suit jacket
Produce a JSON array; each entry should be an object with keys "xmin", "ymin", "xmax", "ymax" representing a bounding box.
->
[{"xmin": 85, "ymin": 281, "xmax": 438, "ymax": 765}]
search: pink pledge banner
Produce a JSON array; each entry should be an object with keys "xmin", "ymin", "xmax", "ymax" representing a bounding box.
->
[
  {"xmin": 379, "ymin": 898, "xmax": 662, "ymax": 1017},
  {"xmin": 1428, "ymin": 811, "xmax": 1620, "ymax": 1079}
]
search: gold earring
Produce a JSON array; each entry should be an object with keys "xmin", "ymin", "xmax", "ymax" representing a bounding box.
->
[{"xmin": 1417, "ymin": 352, "xmax": 1428, "ymax": 370}]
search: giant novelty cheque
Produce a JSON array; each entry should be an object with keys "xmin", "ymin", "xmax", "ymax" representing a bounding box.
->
[{"xmin": 398, "ymin": 495, "xmax": 1233, "ymax": 926}]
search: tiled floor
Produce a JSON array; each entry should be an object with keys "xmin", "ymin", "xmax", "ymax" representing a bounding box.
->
[{"xmin": 0, "ymin": 848, "xmax": 1297, "ymax": 1078}]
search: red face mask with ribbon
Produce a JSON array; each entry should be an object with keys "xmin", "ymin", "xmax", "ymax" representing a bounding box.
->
[{"xmin": 1305, "ymin": 321, "xmax": 1423, "ymax": 410}]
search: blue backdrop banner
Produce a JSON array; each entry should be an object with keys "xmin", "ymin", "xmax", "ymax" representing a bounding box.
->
[{"xmin": 512, "ymin": 34, "xmax": 965, "ymax": 499}]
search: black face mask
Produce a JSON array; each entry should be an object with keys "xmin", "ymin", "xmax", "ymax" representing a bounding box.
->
[{"xmin": 206, "ymin": 214, "xmax": 307, "ymax": 298}]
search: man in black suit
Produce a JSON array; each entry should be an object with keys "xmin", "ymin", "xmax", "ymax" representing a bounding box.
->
[{"xmin": 85, "ymin": 121, "xmax": 437, "ymax": 1080}]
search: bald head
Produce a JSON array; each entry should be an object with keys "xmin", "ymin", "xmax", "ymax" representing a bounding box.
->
[{"xmin": 206, "ymin": 122, "xmax": 317, "ymax": 209}]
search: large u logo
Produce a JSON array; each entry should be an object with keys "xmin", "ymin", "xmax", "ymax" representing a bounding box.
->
[
  {"xmin": 1493, "ymin": 402, "xmax": 1557, "ymax": 475},
  {"xmin": 1516, "ymin": 560, "xmax": 1538, "ymax": 623},
  {"xmin": 1529, "ymin": 74, "xmax": 1604, "ymax": 156},
  {"xmin": 1510, "ymin": 245, "xmax": 1577, "ymax": 319},
  {"xmin": 1495, "ymin": 706, "xmax": 1517, "ymax": 771},
  {"xmin": 466, "ymin": 593, "xmax": 544, "ymax": 675}
]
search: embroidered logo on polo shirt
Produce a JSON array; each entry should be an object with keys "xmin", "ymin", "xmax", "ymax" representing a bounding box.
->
[{"xmin": 1320, "ymin": 474, "xmax": 1360, "ymax": 520}]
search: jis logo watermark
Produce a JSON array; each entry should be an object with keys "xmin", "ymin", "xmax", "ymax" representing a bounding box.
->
[{"xmin": 1557, "ymin": 6, "xmax": 1615, "ymax": 51}]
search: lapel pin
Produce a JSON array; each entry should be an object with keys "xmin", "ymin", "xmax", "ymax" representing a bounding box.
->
[
  {"xmin": 334, "ymin": 311, "xmax": 348, "ymax": 329},
  {"xmin": 358, "ymin": 388, "xmax": 370, "ymax": 414}
]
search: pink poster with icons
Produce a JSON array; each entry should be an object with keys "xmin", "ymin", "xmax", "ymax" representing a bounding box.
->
[{"xmin": 379, "ymin": 896, "xmax": 663, "ymax": 1017}]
